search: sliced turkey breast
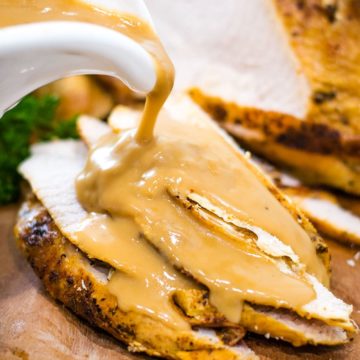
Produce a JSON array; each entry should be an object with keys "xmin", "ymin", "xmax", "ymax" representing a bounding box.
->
[
  {"xmin": 273, "ymin": 0, "xmax": 360, "ymax": 134},
  {"xmin": 15, "ymin": 197, "xmax": 257, "ymax": 360},
  {"xmin": 147, "ymin": 0, "xmax": 310, "ymax": 117},
  {"xmin": 250, "ymin": 157, "xmax": 360, "ymax": 245},
  {"xmin": 190, "ymin": 89, "xmax": 360, "ymax": 195},
  {"xmin": 78, "ymin": 115, "xmax": 359, "ymax": 245},
  {"xmin": 16, "ymin": 95, "xmax": 357, "ymax": 355},
  {"xmin": 284, "ymin": 187, "xmax": 360, "ymax": 246},
  {"xmin": 146, "ymin": 0, "xmax": 360, "ymax": 194}
]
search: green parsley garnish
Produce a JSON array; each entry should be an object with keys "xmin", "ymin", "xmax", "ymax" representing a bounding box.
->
[{"xmin": 0, "ymin": 95, "xmax": 79, "ymax": 205}]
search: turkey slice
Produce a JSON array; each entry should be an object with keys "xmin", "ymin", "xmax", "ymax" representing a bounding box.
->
[
  {"xmin": 146, "ymin": 0, "xmax": 360, "ymax": 195},
  {"xmin": 18, "ymin": 96, "xmax": 356, "ymax": 343}
]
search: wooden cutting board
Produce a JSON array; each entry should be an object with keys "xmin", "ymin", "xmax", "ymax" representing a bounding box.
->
[{"xmin": 1, "ymin": 204, "xmax": 359, "ymax": 360}]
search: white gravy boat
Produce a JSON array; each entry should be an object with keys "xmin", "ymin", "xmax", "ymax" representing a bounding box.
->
[{"xmin": 0, "ymin": 0, "xmax": 157, "ymax": 116}]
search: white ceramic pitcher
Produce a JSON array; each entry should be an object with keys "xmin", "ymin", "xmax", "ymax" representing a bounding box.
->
[{"xmin": 0, "ymin": 0, "xmax": 157, "ymax": 116}]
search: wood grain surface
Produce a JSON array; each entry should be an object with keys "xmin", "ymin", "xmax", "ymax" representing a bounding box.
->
[{"xmin": 0, "ymin": 204, "xmax": 359, "ymax": 360}]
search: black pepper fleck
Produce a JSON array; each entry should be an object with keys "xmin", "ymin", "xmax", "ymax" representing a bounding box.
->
[{"xmin": 312, "ymin": 90, "xmax": 337, "ymax": 104}]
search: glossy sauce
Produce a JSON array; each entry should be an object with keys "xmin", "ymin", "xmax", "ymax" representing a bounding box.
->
[
  {"xmin": 76, "ymin": 97, "xmax": 328, "ymax": 325},
  {"xmin": 74, "ymin": 214, "xmax": 193, "ymax": 329}
]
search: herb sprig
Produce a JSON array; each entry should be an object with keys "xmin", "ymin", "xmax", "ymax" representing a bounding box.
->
[{"xmin": 0, "ymin": 95, "xmax": 78, "ymax": 204}]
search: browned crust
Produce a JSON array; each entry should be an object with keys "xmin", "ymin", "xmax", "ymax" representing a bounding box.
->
[
  {"xmin": 189, "ymin": 89, "xmax": 360, "ymax": 157},
  {"xmin": 14, "ymin": 197, "xmax": 249, "ymax": 360},
  {"xmin": 189, "ymin": 88, "xmax": 360, "ymax": 196},
  {"xmin": 15, "ymin": 196, "xmax": 357, "ymax": 352},
  {"xmin": 274, "ymin": 0, "xmax": 360, "ymax": 134}
]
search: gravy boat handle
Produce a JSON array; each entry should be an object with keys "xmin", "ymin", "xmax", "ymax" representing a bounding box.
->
[{"xmin": 0, "ymin": 2, "xmax": 157, "ymax": 115}]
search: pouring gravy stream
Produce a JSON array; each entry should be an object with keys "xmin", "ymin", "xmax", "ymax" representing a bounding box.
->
[{"xmin": 0, "ymin": 0, "xmax": 174, "ymax": 143}]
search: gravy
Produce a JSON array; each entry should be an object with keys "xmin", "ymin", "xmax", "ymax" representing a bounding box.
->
[
  {"xmin": 74, "ymin": 213, "xmax": 193, "ymax": 330},
  {"xmin": 76, "ymin": 98, "xmax": 328, "ymax": 325}
]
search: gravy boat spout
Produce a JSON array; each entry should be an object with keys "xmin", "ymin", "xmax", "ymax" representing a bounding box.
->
[{"xmin": 0, "ymin": 0, "xmax": 157, "ymax": 116}]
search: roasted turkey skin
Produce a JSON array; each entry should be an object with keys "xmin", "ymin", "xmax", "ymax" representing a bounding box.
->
[
  {"xmin": 15, "ymin": 195, "xmax": 356, "ymax": 357},
  {"xmin": 190, "ymin": 88, "xmax": 360, "ymax": 196},
  {"xmin": 15, "ymin": 197, "xmax": 259, "ymax": 360}
]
